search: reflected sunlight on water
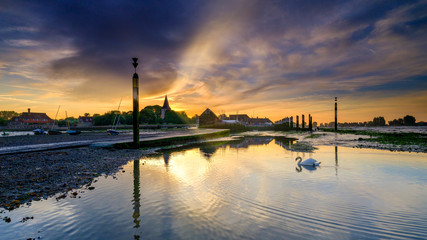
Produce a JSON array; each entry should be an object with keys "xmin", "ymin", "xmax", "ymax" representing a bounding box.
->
[{"xmin": 1, "ymin": 137, "xmax": 427, "ymax": 239}]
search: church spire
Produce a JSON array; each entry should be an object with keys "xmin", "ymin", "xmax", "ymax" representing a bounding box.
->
[{"xmin": 162, "ymin": 94, "xmax": 171, "ymax": 111}]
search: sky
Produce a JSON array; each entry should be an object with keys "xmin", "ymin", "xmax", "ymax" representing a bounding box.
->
[{"xmin": 1, "ymin": 0, "xmax": 426, "ymax": 123}]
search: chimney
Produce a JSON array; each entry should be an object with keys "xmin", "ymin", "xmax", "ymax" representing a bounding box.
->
[{"xmin": 28, "ymin": 108, "xmax": 30, "ymax": 113}]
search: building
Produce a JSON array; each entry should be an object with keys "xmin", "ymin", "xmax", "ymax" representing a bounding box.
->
[
  {"xmin": 249, "ymin": 117, "xmax": 273, "ymax": 126},
  {"xmin": 229, "ymin": 114, "xmax": 251, "ymax": 125},
  {"xmin": 199, "ymin": 108, "xmax": 220, "ymax": 125},
  {"xmin": 275, "ymin": 117, "xmax": 290, "ymax": 124},
  {"xmin": 221, "ymin": 113, "xmax": 273, "ymax": 126},
  {"xmin": 161, "ymin": 95, "xmax": 172, "ymax": 119},
  {"xmin": 9, "ymin": 108, "xmax": 53, "ymax": 126},
  {"xmin": 78, "ymin": 116, "xmax": 94, "ymax": 126}
]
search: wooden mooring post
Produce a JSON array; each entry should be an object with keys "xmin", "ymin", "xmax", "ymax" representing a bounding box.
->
[{"xmin": 132, "ymin": 58, "xmax": 140, "ymax": 148}]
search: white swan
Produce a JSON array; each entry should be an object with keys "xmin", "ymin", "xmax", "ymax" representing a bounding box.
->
[{"xmin": 295, "ymin": 156, "xmax": 321, "ymax": 166}]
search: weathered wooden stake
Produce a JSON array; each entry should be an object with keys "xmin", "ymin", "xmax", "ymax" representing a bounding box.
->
[
  {"xmin": 335, "ymin": 97, "xmax": 338, "ymax": 131},
  {"xmin": 132, "ymin": 58, "xmax": 139, "ymax": 148},
  {"xmin": 296, "ymin": 115, "xmax": 299, "ymax": 128},
  {"xmin": 302, "ymin": 114, "xmax": 305, "ymax": 129},
  {"xmin": 290, "ymin": 116, "xmax": 293, "ymax": 129},
  {"xmin": 309, "ymin": 114, "xmax": 312, "ymax": 131}
]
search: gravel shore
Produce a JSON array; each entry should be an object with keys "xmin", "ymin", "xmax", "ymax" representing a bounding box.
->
[
  {"xmin": 1, "ymin": 131, "xmax": 136, "ymax": 148},
  {"xmin": 0, "ymin": 147, "xmax": 149, "ymax": 210}
]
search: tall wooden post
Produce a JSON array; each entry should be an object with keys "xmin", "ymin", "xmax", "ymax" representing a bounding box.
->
[
  {"xmin": 132, "ymin": 58, "xmax": 140, "ymax": 148},
  {"xmin": 335, "ymin": 97, "xmax": 337, "ymax": 131},
  {"xmin": 296, "ymin": 115, "xmax": 299, "ymax": 129},
  {"xmin": 290, "ymin": 116, "xmax": 293, "ymax": 129},
  {"xmin": 309, "ymin": 114, "xmax": 312, "ymax": 131},
  {"xmin": 302, "ymin": 114, "xmax": 305, "ymax": 129}
]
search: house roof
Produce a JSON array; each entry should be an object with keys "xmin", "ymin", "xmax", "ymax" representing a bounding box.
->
[
  {"xmin": 250, "ymin": 117, "xmax": 273, "ymax": 124},
  {"xmin": 229, "ymin": 114, "xmax": 250, "ymax": 121},
  {"xmin": 20, "ymin": 112, "xmax": 52, "ymax": 120},
  {"xmin": 162, "ymin": 95, "xmax": 171, "ymax": 110},
  {"xmin": 10, "ymin": 111, "xmax": 53, "ymax": 123}
]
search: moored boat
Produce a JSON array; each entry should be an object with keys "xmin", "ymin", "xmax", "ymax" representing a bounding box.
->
[
  {"xmin": 66, "ymin": 129, "xmax": 81, "ymax": 135},
  {"xmin": 48, "ymin": 129, "xmax": 62, "ymax": 135},
  {"xmin": 33, "ymin": 128, "xmax": 45, "ymax": 135},
  {"xmin": 107, "ymin": 129, "xmax": 119, "ymax": 135}
]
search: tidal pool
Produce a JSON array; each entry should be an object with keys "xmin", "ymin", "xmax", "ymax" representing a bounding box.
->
[{"xmin": 1, "ymin": 137, "xmax": 427, "ymax": 239}]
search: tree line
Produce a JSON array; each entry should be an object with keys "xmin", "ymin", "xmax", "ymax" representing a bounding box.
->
[
  {"xmin": 0, "ymin": 107, "xmax": 196, "ymax": 126},
  {"xmin": 93, "ymin": 105, "xmax": 196, "ymax": 126},
  {"xmin": 372, "ymin": 115, "xmax": 417, "ymax": 126}
]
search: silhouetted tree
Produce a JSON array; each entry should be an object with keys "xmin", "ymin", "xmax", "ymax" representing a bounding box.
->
[
  {"xmin": 0, "ymin": 117, "xmax": 7, "ymax": 126},
  {"xmin": 373, "ymin": 116, "xmax": 386, "ymax": 126},
  {"xmin": 164, "ymin": 111, "xmax": 190, "ymax": 124},
  {"xmin": 140, "ymin": 108, "xmax": 157, "ymax": 124},
  {"xmin": 403, "ymin": 115, "xmax": 416, "ymax": 126},
  {"xmin": 93, "ymin": 111, "xmax": 118, "ymax": 126},
  {"xmin": 140, "ymin": 105, "xmax": 162, "ymax": 124},
  {"xmin": 0, "ymin": 111, "xmax": 18, "ymax": 120}
]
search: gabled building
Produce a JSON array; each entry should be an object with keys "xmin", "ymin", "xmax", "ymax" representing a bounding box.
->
[
  {"xmin": 249, "ymin": 117, "xmax": 273, "ymax": 126},
  {"xmin": 9, "ymin": 108, "xmax": 53, "ymax": 126},
  {"xmin": 161, "ymin": 95, "xmax": 172, "ymax": 119},
  {"xmin": 199, "ymin": 108, "xmax": 220, "ymax": 125},
  {"xmin": 275, "ymin": 117, "xmax": 290, "ymax": 124},
  {"xmin": 229, "ymin": 114, "xmax": 251, "ymax": 125}
]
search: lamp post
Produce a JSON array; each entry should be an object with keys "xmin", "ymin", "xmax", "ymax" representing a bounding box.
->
[{"xmin": 132, "ymin": 58, "xmax": 139, "ymax": 148}]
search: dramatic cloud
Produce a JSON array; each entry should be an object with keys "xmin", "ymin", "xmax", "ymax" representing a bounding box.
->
[{"xmin": 0, "ymin": 0, "xmax": 426, "ymax": 121}]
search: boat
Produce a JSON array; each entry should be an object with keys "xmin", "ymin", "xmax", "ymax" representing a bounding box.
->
[
  {"xmin": 65, "ymin": 111, "xmax": 81, "ymax": 135},
  {"xmin": 48, "ymin": 129, "xmax": 62, "ymax": 135},
  {"xmin": 48, "ymin": 105, "xmax": 62, "ymax": 135},
  {"xmin": 107, "ymin": 129, "xmax": 120, "ymax": 135},
  {"xmin": 107, "ymin": 98, "xmax": 122, "ymax": 135},
  {"xmin": 33, "ymin": 129, "xmax": 45, "ymax": 135},
  {"xmin": 67, "ymin": 129, "xmax": 81, "ymax": 135}
]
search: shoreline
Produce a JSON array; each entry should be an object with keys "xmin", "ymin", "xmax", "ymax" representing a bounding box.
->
[{"xmin": 0, "ymin": 147, "xmax": 148, "ymax": 211}]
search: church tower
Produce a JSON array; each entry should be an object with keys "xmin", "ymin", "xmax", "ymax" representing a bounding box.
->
[{"xmin": 161, "ymin": 95, "xmax": 171, "ymax": 119}]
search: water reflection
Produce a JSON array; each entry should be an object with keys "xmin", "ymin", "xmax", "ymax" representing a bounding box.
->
[
  {"xmin": 132, "ymin": 160, "xmax": 141, "ymax": 237},
  {"xmin": 231, "ymin": 137, "xmax": 274, "ymax": 148},
  {"xmin": 335, "ymin": 145, "xmax": 338, "ymax": 176},
  {"xmin": 295, "ymin": 164, "xmax": 318, "ymax": 173},
  {"xmin": 274, "ymin": 137, "xmax": 295, "ymax": 150},
  {"xmin": 199, "ymin": 146, "xmax": 218, "ymax": 160},
  {"xmin": 163, "ymin": 152, "xmax": 171, "ymax": 166},
  {"xmin": 2, "ymin": 138, "xmax": 427, "ymax": 240},
  {"xmin": 191, "ymin": 137, "xmax": 295, "ymax": 160}
]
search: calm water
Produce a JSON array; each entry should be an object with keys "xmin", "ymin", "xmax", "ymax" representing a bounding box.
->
[{"xmin": 1, "ymin": 137, "xmax": 427, "ymax": 239}]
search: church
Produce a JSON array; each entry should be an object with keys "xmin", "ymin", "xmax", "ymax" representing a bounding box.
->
[{"xmin": 161, "ymin": 95, "xmax": 172, "ymax": 119}]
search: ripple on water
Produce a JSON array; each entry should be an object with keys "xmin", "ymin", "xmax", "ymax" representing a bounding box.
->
[{"xmin": 1, "ymin": 142, "xmax": 427, "ymax": 239}]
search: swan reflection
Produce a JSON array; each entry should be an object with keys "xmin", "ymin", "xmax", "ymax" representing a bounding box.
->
[{"xmin": 295, "ymin": 164, "xmax": 319, "ymax": 173}]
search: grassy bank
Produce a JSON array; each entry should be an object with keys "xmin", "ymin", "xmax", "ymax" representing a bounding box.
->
[
  {"xmin": 321, "ymin": 128, "xmax": 427, "ymax": 146},
  {"xmin": 199, "ymin": 124, "xmax": 274, "ymax": 133},
  {"xmin": 115, "ymin": 129, "xmax": 230, "ymax": 149}
]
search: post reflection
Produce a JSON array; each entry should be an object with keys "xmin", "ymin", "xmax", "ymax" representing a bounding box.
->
[
  {"xmin": 163, "ymin": 152, "xmax": 171, "ymax": 166},
  {"xmin": 335, "ymin": 145, "xmax": 338, "ymax": 176},
  {"xmin": 274, "ymin": 137, "xmax": 295, "ymax": 150},
  {"xmin": 132, "ymin": 160, "xmax": 141, "ymax": 235}
]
